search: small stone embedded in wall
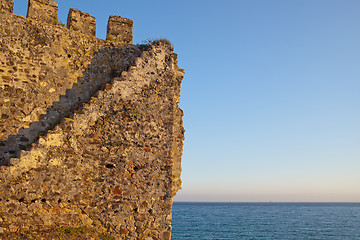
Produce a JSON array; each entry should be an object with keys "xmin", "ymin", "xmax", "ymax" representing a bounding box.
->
[
  {"xmin": 27, "ymin": 0, "xmax": 58, "ymax": 25},
  {"xmin": 107, "ymin": 15, "xmax": 133, "ymax": 44},
  {"xmin": 0, "ymin": 0, "xmax": 14, "ymax": 13},
  {"xmin": 113, "ymin": 187, "xmax": 122, "ymax": 195},
  {"xmin": 67, "ymin": 8, "xmax": 96, "ymax": 37}
]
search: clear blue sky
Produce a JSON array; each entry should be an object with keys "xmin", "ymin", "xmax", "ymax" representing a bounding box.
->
[{"xmin": 14, "ymin": 0, "xmax": 360, "ymax": 202}]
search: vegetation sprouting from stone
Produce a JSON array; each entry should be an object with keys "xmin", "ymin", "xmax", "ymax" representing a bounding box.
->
[{"xmin": 137, "ymin": 38, "xmax": 172, "ymax": 50}]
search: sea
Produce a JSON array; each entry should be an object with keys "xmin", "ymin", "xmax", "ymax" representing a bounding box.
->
[{"xmin": 171, "ymin": 202, "xmax": 360, "ymax": 240}]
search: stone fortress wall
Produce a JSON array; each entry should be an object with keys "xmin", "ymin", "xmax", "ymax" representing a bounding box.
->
[{"xmin": 0, "ymin": 0, "xmax": 185, "ymax": 239}]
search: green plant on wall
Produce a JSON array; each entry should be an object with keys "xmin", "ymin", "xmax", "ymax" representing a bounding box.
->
[
  {"xmin": 137, "ymin": 38, "xmax": 172, "ymax": 48},
  {"xmin": 152, "ymin": 38, "xmax": 171, "ymax": 45},
  {"xmin": 98, "ymin": 234, "xmax": 116, "ymax": 240},
  {"xmin": 56, "ymin": 227, "xmax": 89, "ymax": 237},
  {"xmin": 58, "ymin": 20, "xmax": 66, "ymax": 27},
  {"xmin": 106, "ymin": 36, "xmax": 114, "ymax": 41},
  {"xmin": 53, "ymin": 18, "xmax": 66, "ymax": 27}
]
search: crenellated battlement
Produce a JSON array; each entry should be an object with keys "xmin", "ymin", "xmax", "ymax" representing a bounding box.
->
[
  {"xmin": 26, "ymin": 0, "xmax": 58, "ymax": 25},
  {"xmin": 1, "ymin": 0, "xmax": 133, "ymax": 42},
  {"xmin": 67, "ymin": 8, "xmax": 96, "ymax": 37},
  {"xmin": 107, "ymin": 15, "xmax": 133, "ymax": 44}
]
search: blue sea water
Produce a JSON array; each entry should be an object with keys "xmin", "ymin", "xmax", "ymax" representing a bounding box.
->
[{"xmin": 171, "ymin": 202, "xmax": 360, "ymax": 240}]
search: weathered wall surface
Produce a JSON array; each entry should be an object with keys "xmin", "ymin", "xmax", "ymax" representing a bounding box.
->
[
  {"xmin": 0, "ymin": 0, "xmax": 13, "ymax": 13},
  {"xmin": 67, "ymin": 8, "xmax": 96, "ymax": 37},
  {"xmin": 0, "ymin": 12, "xmax": 140, "ymax": 165},
  {"xmin": 0, "ymin": 1, "xmax": 184, "ymax": 239},
  {"xmin": 26, "ymin": 0, "xmax": 58, "ymax": 25},
  {"xmin": 107, "ymin": 16, "xmax": 133, "ymax": 44}
]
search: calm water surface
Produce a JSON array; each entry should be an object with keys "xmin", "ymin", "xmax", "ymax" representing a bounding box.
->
[{"xmin": 172, "ymin": 202, "xmax": 360, "ymax": 240}]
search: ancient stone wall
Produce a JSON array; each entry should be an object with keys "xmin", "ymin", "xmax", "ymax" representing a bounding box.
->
[
  {"xmin": 67, "ymin": 8, "xmax": 96, "ymax": 37},
  {"xmin": 0, "ymin": 0, "xmax": 13, "ymax": 13},
  {"xmin": 0, "ymin": 4, "xmax": 136, "ymax": 165},
  {"xmin": 27, "ymin": 0, "xmax": 58, "ymax": 25},
  {"xmin": 107, "ymin": 16, "xmax": 133, "ymax": 44},
  {"xmin": 0, "ymin": 1, "xmax": 184, "ymax": 239}
]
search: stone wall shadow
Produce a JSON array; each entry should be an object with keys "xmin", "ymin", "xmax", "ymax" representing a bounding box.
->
[{"xmin": 0, "ymin": 45, "xmax": 144, "ymax": 166}]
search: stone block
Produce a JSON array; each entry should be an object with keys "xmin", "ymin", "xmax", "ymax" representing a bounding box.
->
[
  {"xmin": 0, "ymin": 0, "xmax": 14, "ymax": 13},
  {"xmin": 67, "ymin": 8, "xmax": 96, "ymax": 37},
  {"xmin": 26, "ymin": 0, "xmax": 58, "ymax": 25},
  {"xmin": 106, "ymin": 15, "xmax": 133, "ymax": 44}
]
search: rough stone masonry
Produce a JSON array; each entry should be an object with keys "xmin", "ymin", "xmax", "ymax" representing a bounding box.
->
[{"xmin": 0, "ymin": 0, "xmax": 185, "ymax": 239}]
